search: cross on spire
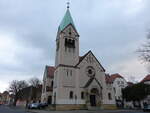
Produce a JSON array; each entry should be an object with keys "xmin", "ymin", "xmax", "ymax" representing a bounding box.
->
[{"xmin": 67, "ymin": 0, "xmax": 70, "ymax": 9}]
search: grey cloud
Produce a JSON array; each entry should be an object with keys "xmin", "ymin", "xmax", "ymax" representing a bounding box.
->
[{"xmin": 0, "ymin": 0, "xmax": 150, "ymax": 92}]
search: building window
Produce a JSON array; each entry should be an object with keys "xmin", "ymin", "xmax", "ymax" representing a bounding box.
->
[
  {"xmin": 81, "ymin": 92, "xmax": 84, "ymax": 99},
  {"xmin": 65, "ymin": 38, "xmax": 75, "ymax": 48},
  {"xmin": 113, "ymin": 87, "xmax": 116, "ymax": 94},
  {"xmin": 108, "ymin": 93, "xmax": 112, "ymax": 100},
  {"xmin": 51, "ymin": 81, "xmax": 53, "ymax": 88},
  {"xmin": 70, "ymin": 70, "xmax": 72, "ymax": 76},
  {"xmin": 69, "ymin": 91, "xmax": 73, "ymax": 99},
  {"xmin": 66, "ymin": 69, "xmax": 72, "ymax": 76},
  {"xmin": 56, "ymin": 41, "xmax": 59, "ymax": 51},
  {"xmin": 66, "ymin": 69, "xmax": 68, "ymax": 76}
]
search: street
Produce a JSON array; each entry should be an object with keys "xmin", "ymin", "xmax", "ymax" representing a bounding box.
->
[
  {"xmin": 0, "ymin": 105, "xmax": 148, "ymax": 113},
  {"xmin": 0, "ymin": 105, "xmax": 30, "ymax": 113}
]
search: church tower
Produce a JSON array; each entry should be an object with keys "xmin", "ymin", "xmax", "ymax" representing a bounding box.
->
[
  {"xmin": 55, "ymin": 8, "xmax": 79, "ymax": 66},
  {"xmin": 53, "ymin": 6, "xmax": 80, "ymax": 108}
]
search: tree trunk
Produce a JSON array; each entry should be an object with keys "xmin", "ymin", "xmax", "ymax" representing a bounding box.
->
[{"xmin": 13, "ymin": 95, "xmax": 18, "ymax": 106}]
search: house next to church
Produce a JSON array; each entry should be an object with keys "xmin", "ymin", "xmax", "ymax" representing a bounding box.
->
[
  {"xmin": 141, "ymin": 75, "xmax": 150, "ymax": 105},
  {"xmin": 108, "ymin": 73, "xmax": 128, "ymax": 108},
  {"xmin": 41, "ymin": 7, "xmax": 116, "ymax": 110}
]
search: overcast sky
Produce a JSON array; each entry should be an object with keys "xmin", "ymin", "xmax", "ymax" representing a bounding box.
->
[{"xmin": 0, "ymin": 0, "xmax": 150, "ymax": 92}]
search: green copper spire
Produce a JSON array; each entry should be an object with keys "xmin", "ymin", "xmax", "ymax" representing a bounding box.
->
[{"xmin": 58, "ymin": 9, "xmax": 76, "ymax": 32}]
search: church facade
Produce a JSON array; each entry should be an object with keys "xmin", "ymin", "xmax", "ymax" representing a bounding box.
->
[{"xmin": 41, "ymin": 8, "xmax": 116, "ymax": 110}]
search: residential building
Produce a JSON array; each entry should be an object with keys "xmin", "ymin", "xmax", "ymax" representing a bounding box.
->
[
  {"xmin": 141, "ymin": 74, "xmax": 150, "ymax": 105},
  {"xmin": 41, "ymin": 66, "xmax": 55, "ymax": 104},
  {"xmin": 0, "ymin": 91, "xmax": 10, "ymax": 105},
  {"xmin": 110, "ymin": 73, "xmax": 128, "ymax": 107},
  {"xmin": 16, "ymin": 85, "xmax": 42, "ymax": 107}
]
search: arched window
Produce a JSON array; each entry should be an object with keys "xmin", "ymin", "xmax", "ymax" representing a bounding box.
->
[
  {"xmin": 51, "ymin": 81, "xmax": 53, "ymax": 88},
  {"xmin": 66, "ymin": 69, "xmax": 68, "ymax": 76},
  {"xmin": 70, "ymin": 70, "xmax": 72, "ymax": 76},
  {"xmin": 69, "ymin": 91, "xmax": 73, "ymax": 99},
  {"xmin": 81, "ymin": 92, "xmax": 84, "ymax": 99},
  {"xmin": 56, "ymin": 41, "xmax": 59, "ymax": 51},
  {"xmin": 108, "ymin": 93, "xmax": 112, "ymax": 100},
  {"xmin": 65, "ymin": 38, "xmax": 75, "ymax": 48}
]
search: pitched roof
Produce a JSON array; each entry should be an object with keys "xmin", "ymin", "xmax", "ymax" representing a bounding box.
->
[
  {"xmin": 58, "ymin": 9, "xmax": 76, "ymax": 32},
  {"xmin": 141, "ymin": 74, "xmax": 150, "ymax": 83},
  {"xmin": 127, "ymin": 82, "xmax": 134, "ymax": 86},
  {"xmin": 109, "ymin": 73, "xmax": 124, "ymax": 83},
  {"xmin": 46, "ymin": 66, "xmax": 55, "ymax": 78},
  {"xmin": 3, "ymin": 91, "xmax": 9, "ymax": 95},
  {"xmin": 105, "ymin": 74, "xmax": 112, "ymax": 84},
  {"xmin": 75, "ymin": 52, "xmax": 90, "ymax": 66}
]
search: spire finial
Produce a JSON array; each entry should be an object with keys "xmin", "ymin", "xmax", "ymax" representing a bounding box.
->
[{"xmin": 67, "ymin": 0, "xmax": 70, "ymax": 9}]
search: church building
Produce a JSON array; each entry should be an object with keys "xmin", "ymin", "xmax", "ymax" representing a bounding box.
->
[{"xmin": 41, "ymin": 6, "xmax": 116, "ymax": 110}]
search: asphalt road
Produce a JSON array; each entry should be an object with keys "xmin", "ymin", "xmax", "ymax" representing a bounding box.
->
[
  {"xmin": 0, "ymin": 105, "xmax": 29, "ymax": 113},
  {"xmin": 0, "ymin": 105, "xmax": 148, "ymax": 113}
]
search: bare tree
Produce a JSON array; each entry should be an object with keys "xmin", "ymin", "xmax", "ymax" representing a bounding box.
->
[
  {"xmin": 9, "ymin": 80, "xmax": 28, "ymax": 106},
  {"xmin": 29, "ymin": 77, "xmax": 41, "ymax": 87},
  {"xmin": 138, "ymin": 31, "xmax": 150, "ymax": 63}
]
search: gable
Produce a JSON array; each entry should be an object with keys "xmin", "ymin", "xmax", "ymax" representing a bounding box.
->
[
  {"xmin": 84, "ymin": 77, "xmax": 103, "ymax": 89},
  {"xmin": 76, "ymin": 51, "xmax": 105, "ymax": 72},
  {"xmin": 61, "ymin": 24, "xmax": 79, "ymax": 37},
  {"xmin": 57, "ymin": 24, "xmax": 79, "ymax": 40}
]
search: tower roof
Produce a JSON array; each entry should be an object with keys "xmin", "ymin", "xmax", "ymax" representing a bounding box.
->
[{"xmin": 58, "ymin": 9, "xmax": 76, "ymax": 32}]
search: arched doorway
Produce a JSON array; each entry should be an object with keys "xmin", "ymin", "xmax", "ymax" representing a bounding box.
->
[
  {"xmin": 48, "ymin": 96, "xmax": 52, "ymax": 104},
  {"xmin": 90, "ymin": 88, "xmax": 99, "ymax": 106}
]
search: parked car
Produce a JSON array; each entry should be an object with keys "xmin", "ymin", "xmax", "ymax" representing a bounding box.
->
[
  {"xmin": 39, "ymin": 102, "xmax": 48, "ymax": 109},
  {"xmin": 28, "ymin": 103, "xmax": 40, "ymax": 109},
  {"xmin": 143, "ymin": 105, "xmax": 150, "ymax": 112}
]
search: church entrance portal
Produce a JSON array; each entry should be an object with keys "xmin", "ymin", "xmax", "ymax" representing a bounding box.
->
[
  {"xmin": 89, "ymin": 88, "xmax": 99, "ymax": 107},
  {"xmin": 90, "ymin": 95, "xmax": 96, "ymax": 106}
]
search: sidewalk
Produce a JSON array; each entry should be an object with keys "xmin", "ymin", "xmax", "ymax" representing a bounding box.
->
[
  {"xmin": 27, "ymin": 109, "xmax": 50, "ymax": 113},
  {"xmin": 27, "ymin": 109, "xmax": 144, "ymax": 113}
]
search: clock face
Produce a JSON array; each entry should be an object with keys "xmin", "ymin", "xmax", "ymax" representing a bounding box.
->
[{"xmin": 85, "ymin": 66, "xmax": 95, "ymax": 77}]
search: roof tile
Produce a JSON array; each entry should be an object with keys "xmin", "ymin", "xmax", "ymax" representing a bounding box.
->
[
  {"xmin": 46, "ymin": 66, "xmax": 55, "ymax": 78},
  {"xmin": 141, "ymin": 74, "xmax": 150, "ymax": 83},
  {"xmin": 109, "ymin": 73, "xmax": 124, "ymax": 83}
]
